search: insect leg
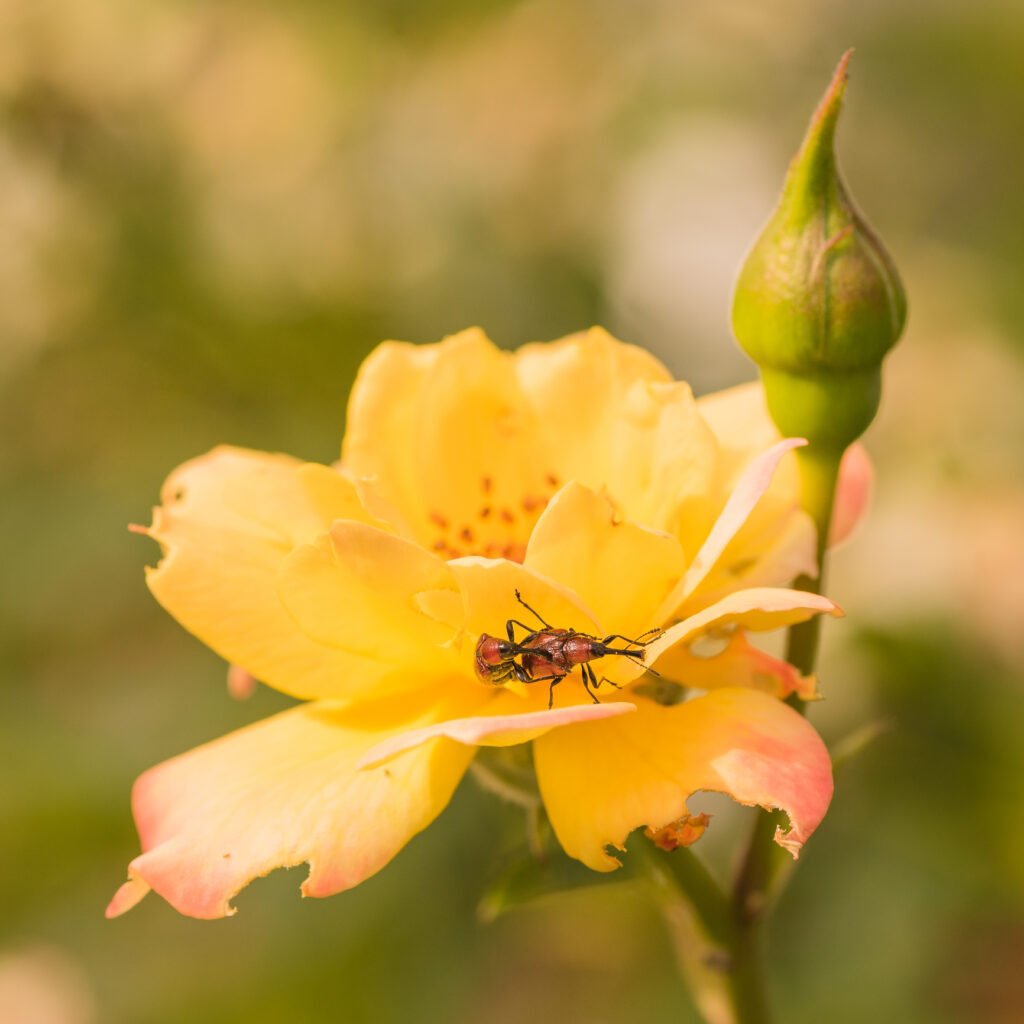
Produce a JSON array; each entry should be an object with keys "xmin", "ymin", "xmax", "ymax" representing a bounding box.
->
[
  {"xmin": 506, "ymin": 619, "xmax": 539, "ymax": 642},
  {"xmin": 546, "ymin": 674, "xmax": 566, "ymax": 709},
  {"xmin": 592, "ymin": 671, "xmax": 623, "ymax": 692},
  {"xmin": 579, "ymin": 663, "xmax": 602, "ymax": 704}
]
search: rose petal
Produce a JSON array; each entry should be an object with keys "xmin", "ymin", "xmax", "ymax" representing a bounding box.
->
[
  {"xmin": 534, "ymin": 690, "xmax": 833, "ymax": 870},
  {"xmin": 358, "ymin": 700, "xmax": 637, "ymax": 770},
  {"xmin": 278, "ymin": 521, "xmax": 461, "ymax": 672},
  {"xmin": 524, "ymin": 482, "xmax": 686, "ymax": 638},
  {"xmin": 659, "ymin": 438, "xmax": 807, "ymax": 618},
  {"xmin": 830, "ymin": 443, "xmax": 873, "ymax": 546},
  {"xmin": 648, "ymin": 587, "xmax": 842, "ymax": 668},
  {"xmin": 446, "ymin": 556, "xmax": 602, "ymax": 640},
  {"xmin": 108, "ymin": 698, "xmax": 476, "ymax": 919},
  {"xmin": 144, "ymin": 447, "xmax": 388, "ymax": 700},
  {"xmin": 343, "ymin": 330, "xmax": 551, "ymax": 552},
  {"xmin": 655, "ymin": 631, "xmax": 818, "ymax": 701}
]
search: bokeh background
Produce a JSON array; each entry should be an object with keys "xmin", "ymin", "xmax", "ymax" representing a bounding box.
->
[{"xmin": 3, "ymin": 0, "xmax": 1024, "ymax": 1021}]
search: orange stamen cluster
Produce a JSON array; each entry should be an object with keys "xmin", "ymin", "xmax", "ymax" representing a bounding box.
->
[{"xmin": 429, "ymin": 472, "xmax": 561, "ymax": 562}]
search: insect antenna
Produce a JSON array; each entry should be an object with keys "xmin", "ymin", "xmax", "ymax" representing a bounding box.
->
[{"xmin": 513, "ymin": 588, "xmax": 553, "ymax": 629}]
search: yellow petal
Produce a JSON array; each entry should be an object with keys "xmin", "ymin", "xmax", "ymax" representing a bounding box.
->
[
  {"xmin": 661, "ymin": 438, "xmax": 807, "ymax": 615},
  {"xmin": 696, "ymin": 382, "xmax": 780, "ymax": 469},
  {"xmin": 107, "ymin": 697, "xmax": 476, "ymax": 919},
  {"xmin": 343, "ymin": 329, "xmax": 552, "ymax": 555},
  {"xmin": 534, "ymin": 690, "xmax": 833, "ymax": 871},
  {"xmin": 144, "ymin": 446, "xmax": 387, "ymax": 700},
  {"xmin": 696, "ymin": 382, "xmax": 873, "ymax": 577},
  {"xmin": 278, "ymin": 521, "xmax": 463, "ymax": 674},
  {"xmin": 446, "ymin": 556, "xmax": 602, "ymax": 640},
  {"xmin": 524, "ymin": 481, "xmax": 686, "ymax": 639},
  {"xmin": 513, "ymin": 327, "xmax": 675, "ymax": 502}
]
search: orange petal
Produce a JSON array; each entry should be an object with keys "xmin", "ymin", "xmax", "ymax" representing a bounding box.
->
[
  {"xmin": 534, "ymin": 690, "xmax": 833, "ymax": 870},
  {"xmin": 524, "ymin": 482, "xmax": 686, "ymax": 639},
  {"xmin": 358, "ymin": 699, "xmax": 637, "ymax": 770},
  {"xmin": 145, "ymin": 447, "xmax": 389, "ymax": 700},
  {"xmin": 108, "ymin": 698, "xmax": 476, "ymax": 919}
]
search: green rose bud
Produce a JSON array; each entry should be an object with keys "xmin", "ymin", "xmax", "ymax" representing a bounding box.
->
[{"xmin": 732, "ymin": 50, "xmax": 907, "ymax": 452}]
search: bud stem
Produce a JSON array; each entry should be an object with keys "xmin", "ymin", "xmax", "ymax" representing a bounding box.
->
[{"xmin": 786, "ymin": 443, "xmax": 842, "ymax": 674}]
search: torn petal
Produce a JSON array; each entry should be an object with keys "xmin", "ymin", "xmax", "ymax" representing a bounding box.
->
[
  {"xmin": 534, "ymin": 690, "xmax": 833, "ymax": 871},
  {"xmin": 144, "ymin": 446, "xmax": 387, "ymax": 701},
  {"xmin": 110, "ymin": 699, "xmax": 476, "ymax": 919},
  {"xmin": 645, "ymin": 813, "xmax": 711, "ymax": 851}
]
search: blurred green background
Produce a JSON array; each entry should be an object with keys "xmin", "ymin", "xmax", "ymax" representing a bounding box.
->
[{"xmin": 3, "ymin": 1, "xmax": 1024, "ymax": 1021}]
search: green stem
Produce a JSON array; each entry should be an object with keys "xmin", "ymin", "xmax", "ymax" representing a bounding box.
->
[
  {"xmin": 659, "ymin": 442, "xmax": 844, "ymax": 1024},
  {"xmin": 639, "ymin": 844, "xmax": 768, "ymax": 1024},
  {"xmin": 784, "ymin": 444, "xmax": 842, "ymax": 679},
  {"xmin": 723, "ymin": 442, "xmax": 844, "ymax": 1016}
]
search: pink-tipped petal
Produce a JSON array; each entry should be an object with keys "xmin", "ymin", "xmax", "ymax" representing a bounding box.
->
[
  {"xmin": 830, "ymin": 442, "xmax": 874, "ymax": 546},
  {"xmin": 113, "ymin": 699, "xmax": 476, "ymax": 919},
  {"xmin": 105, "ymin": 876, "xmax": 151, "ymax": 918},
  {"xmin": 534, "ymin": 690, "xmax": 833, "ymax": 871},
  {"xmin": 358, "ymin": 700, "xmax": 637, "ymax": 770}
]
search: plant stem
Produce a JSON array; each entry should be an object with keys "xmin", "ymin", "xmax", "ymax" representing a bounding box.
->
[
  {"xmin": 725, "ymin": 442, "xmax": 844, "ymax": 1013},
  {"xmin": 783, "ymin": 444, "xmax": 842, "ymax": 681},
  {"xmin": 657, "ymin": 442, "xmax": 845, "ymax": 1024},
  {"xmin": 640, "ymin": 839, "xmax": 771, "ymax": 1024}
]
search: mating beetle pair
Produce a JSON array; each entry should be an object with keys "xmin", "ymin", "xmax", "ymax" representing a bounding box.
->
[{"xmin": 474, "ymin": 590, "xmax": 662, "ymax": 708}]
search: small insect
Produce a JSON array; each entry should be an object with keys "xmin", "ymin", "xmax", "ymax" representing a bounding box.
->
[{"xmin": 473, "ymin": 590, "xmax": 663, "ymax": 708}]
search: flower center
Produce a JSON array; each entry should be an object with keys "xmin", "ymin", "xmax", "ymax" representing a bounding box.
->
[{"xmin": 428, "ymin": 471, "xmax": 561, "ymax": 563}]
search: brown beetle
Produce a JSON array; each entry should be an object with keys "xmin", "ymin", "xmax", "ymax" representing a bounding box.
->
[{"xmin": 473, "ymin": 590, "xmax": 662, "ymax": 708}]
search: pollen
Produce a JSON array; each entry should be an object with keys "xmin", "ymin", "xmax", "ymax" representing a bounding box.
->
[{"xmin": 426, "ymin": 469, "xmax": 563, "ymax": 564}]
